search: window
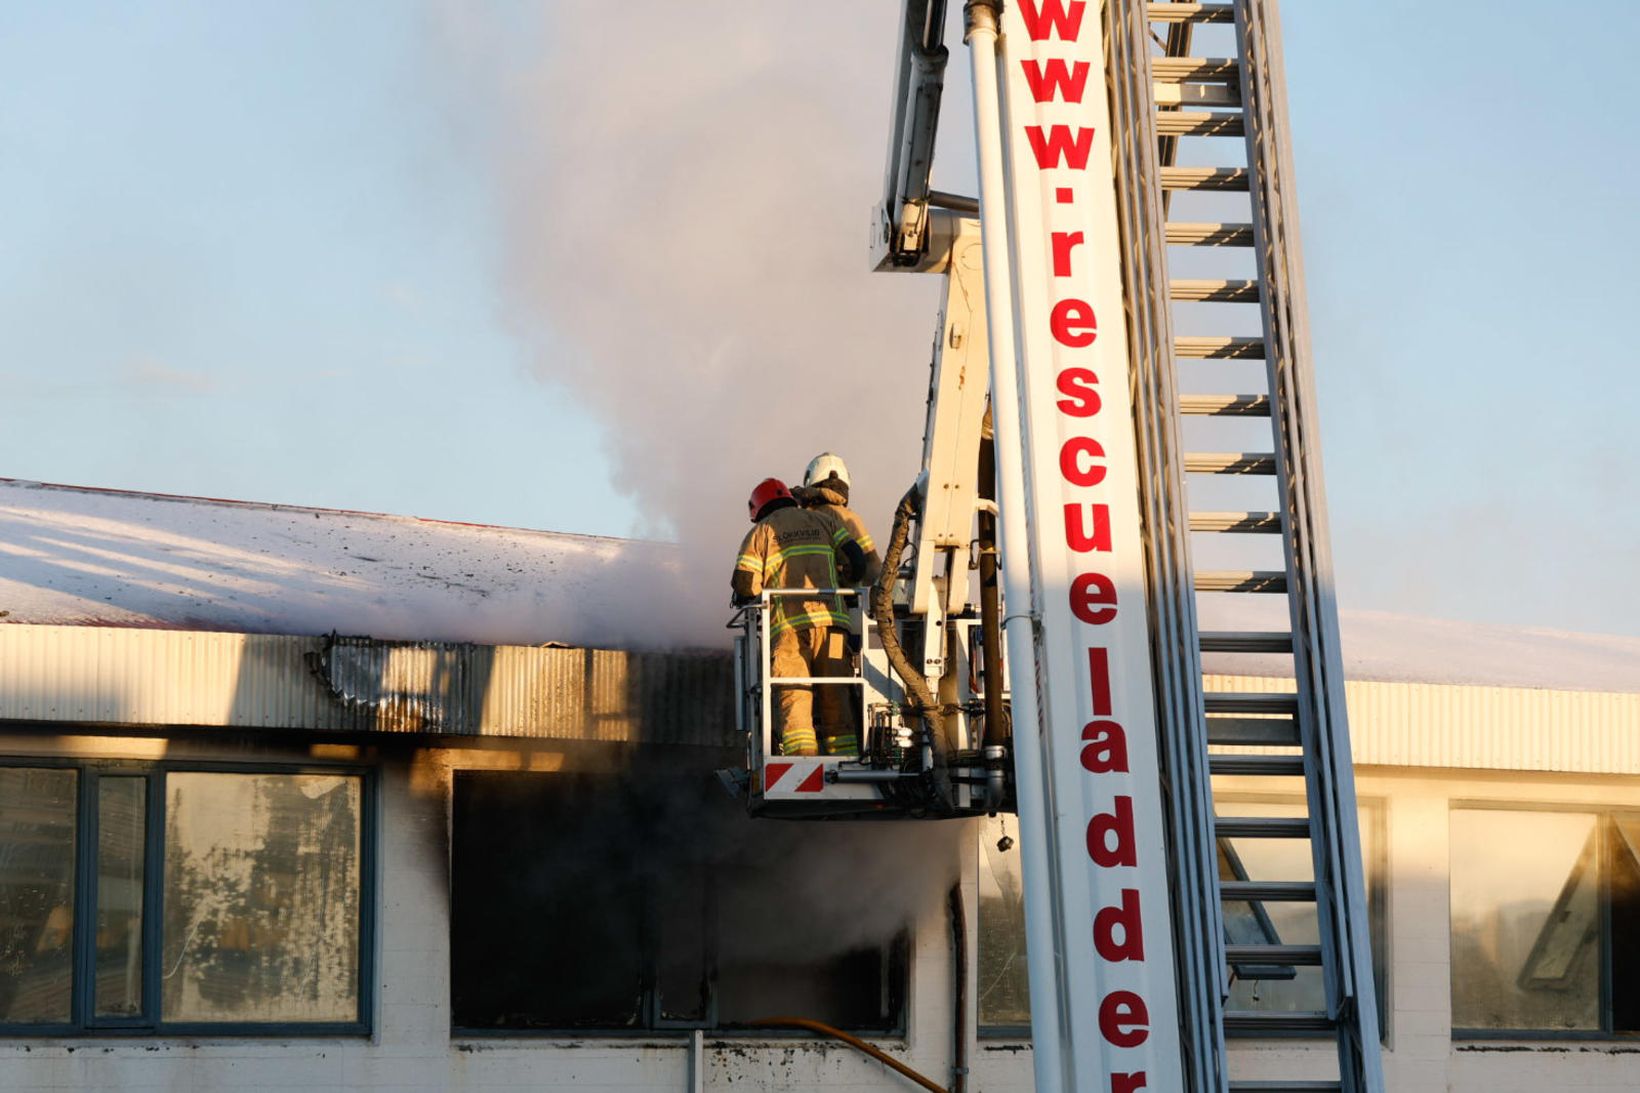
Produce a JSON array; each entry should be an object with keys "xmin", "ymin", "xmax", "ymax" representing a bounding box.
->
[
  {"xmin": 0, "ymin": 762, "xmax": 371, "ymax": 1035},
  {"xmin": 977, "ymin": 815, "xmax": 1029, "ymax": 1033},
  {"xmin": 977, "ymin": 803, "xmax": 1387, "ymax": 1035},
  {"xmin": 450, "ymin": 771, "xmax": 908, "ymax": 1034},
  {"xmin": 1450, "ymin": 807, "xmax": 1640, "ymax": 1036},
  {"xmin": 1218, "ymin": 799, "xmax": 1387, "ymax": 1028}
]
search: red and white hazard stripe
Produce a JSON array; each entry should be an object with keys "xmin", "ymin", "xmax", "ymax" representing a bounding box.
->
[{"xmin": 761, "ymin": 759, "xmax": 826, "ymax": 796}]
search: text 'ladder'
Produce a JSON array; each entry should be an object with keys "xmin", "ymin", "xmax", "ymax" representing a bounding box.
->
[{"xmin": 1113, "ymin": 3, "xmax": 1385, "ymax": 1091}]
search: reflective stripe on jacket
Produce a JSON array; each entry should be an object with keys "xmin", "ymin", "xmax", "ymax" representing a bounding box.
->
[
  {"xmin": 798, "ymin": 485, "xmax": 882, "ymax": 585},
  {"xmin": 732, "ymin": 506, "xmax": 856, "ymax": 636}
]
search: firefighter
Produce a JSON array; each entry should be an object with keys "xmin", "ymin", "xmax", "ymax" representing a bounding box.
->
[
  {"xmin": 733, "ymin": 477, "xmax": 868, "ymax": 757},
  {"xmin": 793, "ymin": 452, "xmax": 882, "ymax": 585}
]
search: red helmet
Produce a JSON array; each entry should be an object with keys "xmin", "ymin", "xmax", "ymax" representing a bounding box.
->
[{"xmin": 747, "ymin": 478, "xmax": 793, "ymax": 522}]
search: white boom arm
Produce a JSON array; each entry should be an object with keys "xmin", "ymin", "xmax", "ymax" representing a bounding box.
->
[{"xmin": 965, "ymin": 4, "xmax": 1184, "ymax": 1090}]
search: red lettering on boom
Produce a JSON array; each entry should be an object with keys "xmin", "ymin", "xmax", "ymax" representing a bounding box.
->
[
  {"xmin": 1086, "ymin": 796, "xmax": 1137, "ymax": 867},
  {"xmin": 1050, "ymin": 299, "xmax": 1097, "ymax": 347},
  {"xmin": 1051, "ymin": 231, "xmax": 1085, "ymax": 277},
  {"xmin": 1059, "ymin": 436, "xmax": 1106, "ymax": 487},
  {"xmin": 1025, "ymin": 125, "xmax": 1096, "ymax": 171},
  {"xmin": 1087, "ymin": 647, "xmax": 1113, "ymax": 715},
  {"xmin": 1055, "ymin": 367, "xmax": 1101, "ymax": 416},
  {"xmin": 1070, "ymin": 572, "xmax": 1118, "ymax": 625},
  {"xmin": 1064, "ymin": 503, "xmax": 1111, "ymax": 553},
  {"xmin": 1021, "ymin": 59, "xmax": 1092, "ymax": 103},
  {"xmin": 1018, "ymin": 0, "xmax": 1166, "ymax": 1076},
  {"xmin": 1093, "ymin": 889, "xmax": 1146, "ymax": 961},
  {"xmin": 1017, "ymin": 0, "xmax": 1088, "ymax": 41},
  {"xmin": 1080, "ymin": 720, "xmax": 1130, "ymax": 773},
  {"xmin": 1098, "ymin": 991, "xmax": 1151, "ymax": 1049}
]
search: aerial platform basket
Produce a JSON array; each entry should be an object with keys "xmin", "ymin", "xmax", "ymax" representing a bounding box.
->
[{"xmin": 725, "ymin": 587, "xmax": 1008, "ymax": 820}]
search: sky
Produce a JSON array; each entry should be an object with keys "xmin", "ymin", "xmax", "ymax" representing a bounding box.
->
[{"xmin": 1, "ymin": 1, "xmax": 1635, "ymax": 639}]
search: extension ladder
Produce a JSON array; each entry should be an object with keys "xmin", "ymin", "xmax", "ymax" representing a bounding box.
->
[{"xmin": 1108, "ymin": 2, "xmax": 1384, "ymax": 1089}]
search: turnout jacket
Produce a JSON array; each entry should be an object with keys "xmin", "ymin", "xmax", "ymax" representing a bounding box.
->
[
  {"xmin": 733, "ymin": 505, "xmax": 865, "ymax": 636},
  {"xmin": 795, "ymin": 484, "xmax": 882, "ymax": 585}
]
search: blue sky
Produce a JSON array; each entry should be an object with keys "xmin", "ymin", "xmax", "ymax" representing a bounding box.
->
[{"xmin": 2, "ymin": 2, "xmax": 1635, "ymax": 637}]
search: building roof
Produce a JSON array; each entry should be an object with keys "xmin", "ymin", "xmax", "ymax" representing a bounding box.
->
[
  {"xmin": 3, "ymin": 477, "xmax": 1635, "ymax": 693},
  {"xmin": 0, "ymin": 477, "xmax": 698, "ymax": 651}
]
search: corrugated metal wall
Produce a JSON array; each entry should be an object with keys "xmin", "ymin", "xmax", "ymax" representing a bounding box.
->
[
  {"xmin": 0, "ymin": 625, "xmax": 1633, "ymax": 770},
  {"xmin": 0, "ymin": 624, "xmax": 735, "ymax": 748},
  {"xmin": 1204, "ymin": 674, "xmax": 1640, "ymax": 775}
]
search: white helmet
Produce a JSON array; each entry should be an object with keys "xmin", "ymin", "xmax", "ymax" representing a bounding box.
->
[{"xmin": 803, "ymin": 452, "xmax": 850, "ymax": 490}]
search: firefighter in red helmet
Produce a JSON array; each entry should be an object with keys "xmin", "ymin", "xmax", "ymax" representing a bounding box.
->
[{"xmin": 733, "ymin": 478, "xmax": 868, "ymax": 756}]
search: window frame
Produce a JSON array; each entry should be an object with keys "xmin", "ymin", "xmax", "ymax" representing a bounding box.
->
[
  {"xmin": 974, "ymin": 796, "xmax": 1390, "ymax": 1041},
  {"xmin": 0, "ymin": 756, "xmax": 377, "ymax": 1039},
  {"xmin": 1450, "ymin": 800, "xmax": 1640, "ymax": 1042}
]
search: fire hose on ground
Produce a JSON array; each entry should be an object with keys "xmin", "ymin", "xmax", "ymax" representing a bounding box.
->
[{"xmin": 749, "ymin": 1017, "xmax": 948, "ymax": 1093}]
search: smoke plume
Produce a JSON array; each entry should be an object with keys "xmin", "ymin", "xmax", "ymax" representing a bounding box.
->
[
  {"xmin": 451, "ymin": 767, "xmax": 967, "ymax": 1028},
  {"xmin": 434, "ymin": 4, "xmax": 948, "ymax": 646}
]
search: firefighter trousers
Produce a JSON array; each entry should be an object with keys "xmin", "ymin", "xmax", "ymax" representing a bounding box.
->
[{"xmin": 770, "ymin": 625, "xmax": 857, "ymax": 756}]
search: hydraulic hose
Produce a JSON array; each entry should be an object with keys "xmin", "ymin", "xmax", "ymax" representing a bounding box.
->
[
  {"xmin": 872, "ymin": 485, "xmax": 955, "ymax": 813},
  {"xmin": 976, "ymin": 422, "xmax": 1008, "ymax": 751},
  {"xmin": 948, "ymin": 883, "xmax": 969, "ymax": 1093},
  {"xmin": 749, "ymin": 1017, "xmax": 947, "ymax": 1093}
]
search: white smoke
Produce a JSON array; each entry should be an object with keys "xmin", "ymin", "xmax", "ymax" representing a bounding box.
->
[{"xmin": 431, "ymin": 3, "xmax": 947, "ymax": 646}]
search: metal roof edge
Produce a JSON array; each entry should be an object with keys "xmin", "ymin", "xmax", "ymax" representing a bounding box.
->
[
  {"xmin": 0, "ymin": 623, "xmax": 734, "ymax": 747},
  {"xmin": 0, "ymin": 625, "xmax": 1632, "ymax": 772}
]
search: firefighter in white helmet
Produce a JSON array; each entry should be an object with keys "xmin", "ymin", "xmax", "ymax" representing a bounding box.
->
[
  {"xmin": 733, "ymin": 478, "xmax": 868, "ymax": 758},
  {"xmin": 794, "ymin": 453, "xmax": 882, "ymax": 586}
]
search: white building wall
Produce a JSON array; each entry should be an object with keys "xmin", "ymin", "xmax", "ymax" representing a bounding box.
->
[
  {"xmin": 971, "ymin": 767, "xmax": 1640, "ymax": 1092},
  {"xmin": 0, "ymin": 733, "xmax": 962, "ymax": 1093},
  {"xmin": 4, "ymin": 732, "xmax": 1640, "ymax": 1090},
  {"xmin": 1370, "ymin": 769, "xmax": 1640, "ymax": 1091}
]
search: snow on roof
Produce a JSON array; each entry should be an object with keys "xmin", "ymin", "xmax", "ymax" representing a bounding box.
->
[
  {"xmin": 0, "ymin": 477, "xmax": 698, "ymax": 651},
  {"xmin": 1200, "ymin": 602, "xmax": 1638, "ymax": 695},
  {"xmin": 2, "ymin": 478, "xmax": 1634, "ymax": 692}
]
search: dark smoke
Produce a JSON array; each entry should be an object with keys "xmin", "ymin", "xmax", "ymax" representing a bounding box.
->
[{"xmin": 450, "ymin": 766, "xmax": 966, "ymax": 1029}]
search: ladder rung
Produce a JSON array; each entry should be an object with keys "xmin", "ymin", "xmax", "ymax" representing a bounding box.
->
[
  {"xmin": 1180, "ymin": 393, "xmax": 1269, "ymax": 415},
  {"xmin": 1171, "ymin": 278, "xmax": 1259, "ymax": 302},
  {"xmin": 1205, "ymin": 717, "xmax": 1299, "ymax": 746},
  {"xmin": 1209, "ymin": 753, "xmax": 1305, "ymax": 776},
  {"xmin": 1161, "ymin": 166, "xmax": 1249, "ymax": 191},
  {"xmin": 1200, "ymin": 630, "xmax": 1293, "ymax": 653},
  {"xmin": 1190, "ymin": 511, "xmax": 1280, "ymax": 534},
  {"xmin": 1227, "ymin": 944, "xmax": 1323, "ymax": 966},
  {"xmin": 1205, "ymin": 692, "xmax": 1298, "ymax": 714},
  {"xmin": 1166, "ymin": 221, "xmax": 1254, "ymax": 247},
  {"xmin": 1155, "ymin": 110, "xmax": 1245, "ymax": 137},
  {"xmin": 1155, "ymin": 83, "xmax": 1242, "ymax": 108},
  {"xmin": 1152, "ymin": 57, "xmax": 1240, "ymax": 82},
  {"xmin": 1229, "ymin": 1083, "xmax": 1342, "ymax": 1092},
  {"xmin": 1196, "ymin": 570, "xmax": 1287, "ymax": 593},
  {"xmin": 1225, "ymin": 1010, "xmax": 1335, "ymax": 1034},
  {"xmin": 1175, "ymin": 335, "xmax": 1265, "ymax": 359},
  {"xmin": 1220, "ymin": 880, "xmax": 1317, "ymax": 902},
  {"xmin": 1217, "ymin": 816, "xmax": 1312, "ymax": 839},
  {"xmin": 1185, "ymin": 452, "xmax": 1276, "ymax": 475},
  {"xmin": 1147, "ymin": 3, "xmax": 1234, "ymax": 24}
]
